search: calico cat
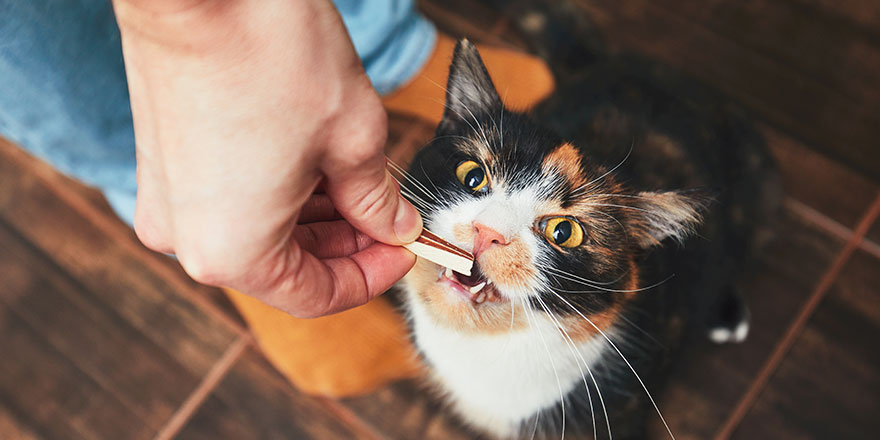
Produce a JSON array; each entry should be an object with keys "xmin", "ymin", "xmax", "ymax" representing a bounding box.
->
[{"xmin": 397, "ymin": 40, "xmax": 778, "ymax": 439}]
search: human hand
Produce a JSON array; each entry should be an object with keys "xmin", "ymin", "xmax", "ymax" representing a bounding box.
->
[{"xmin": 112, "ymin": 0, "xmax": 421, "ymax": 317}]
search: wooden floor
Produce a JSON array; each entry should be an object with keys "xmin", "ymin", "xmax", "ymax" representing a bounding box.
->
[{"xmin": 1, "ymin": 1, "xmax": 878, "ymax": 439}]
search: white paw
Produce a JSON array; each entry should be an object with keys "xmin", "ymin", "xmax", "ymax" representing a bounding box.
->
[{"xmin": 708, "ymin": 321, "xmax": 749, "ymax": 344}]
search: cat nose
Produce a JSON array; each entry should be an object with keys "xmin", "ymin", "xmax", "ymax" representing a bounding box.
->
[{"xmin": 472, "ymin": 223, "xmax": 508, "ymax": 258}]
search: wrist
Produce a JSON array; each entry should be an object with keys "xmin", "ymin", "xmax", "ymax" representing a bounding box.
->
[{"xmin": 112, "ymin": 0, "xmax": 329, "ymax": 53}]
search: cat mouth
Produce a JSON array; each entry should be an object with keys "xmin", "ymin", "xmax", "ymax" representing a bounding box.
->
[{"xmin": 440, "ymin": 263, "xmax": 502, "ymax": 305}]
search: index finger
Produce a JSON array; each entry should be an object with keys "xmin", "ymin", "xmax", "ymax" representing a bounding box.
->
[{"xmin": 257, "ymin": 241, "xmax": 415, "ymax": 318}]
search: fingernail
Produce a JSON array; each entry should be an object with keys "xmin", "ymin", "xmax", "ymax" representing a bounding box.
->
[{"xmin": 394, "ymin": 196, "xmax": 422, "ymax": 243}]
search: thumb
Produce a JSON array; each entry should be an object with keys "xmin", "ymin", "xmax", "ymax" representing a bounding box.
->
[{"xmin": 323, "ymin": 150, "xmax": 422, "ymax": 246}]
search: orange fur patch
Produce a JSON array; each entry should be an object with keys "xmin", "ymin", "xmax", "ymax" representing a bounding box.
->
[
  {"xmin": 406, "ymin": 258, "xmax": 526, "ymax": 334},
  {"xmin": 452, "ymin": 223, "xmax": 474, "ymax": 243},
  {"xmin": 479, "ymin": 237, "xmax": 536, "ymax": 288},
  {"xmin": 561, "ymin": 259, "xmax": 639, "ymax": 342},
  {"xmin": 542, "ymin": 143, "xmax": 588, "ymax": 189}
]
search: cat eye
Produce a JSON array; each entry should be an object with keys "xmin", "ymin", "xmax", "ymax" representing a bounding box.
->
[
  {"xmin": 455, "ymin": 160, "xmax": 489, "ymax": 193},
  {"xmin": 542, "ymin": 217, "xmax": 585, "ymax": 248}
]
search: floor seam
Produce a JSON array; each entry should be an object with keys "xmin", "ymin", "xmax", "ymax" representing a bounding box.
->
[
  {"xmin": 314, "ymin": 397, "xmax": 388, "ymax": 440},
  {"xmin": 153, "ymin": 333, "xmax": 253, "ymax": 440},
  {"xmin": 1, "ymin": 143, "xmax": 247, "ymax": 334},
  {"xmin": 714, "ymin": 192, "xmax": 880, "ymax": 439},
  {"xmin": 785, "ymin": 197, "xmax": 880, "ymax": 259}
]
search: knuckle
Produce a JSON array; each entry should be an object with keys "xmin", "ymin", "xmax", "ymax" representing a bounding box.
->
[
  {"xmin": 337, "ymin": 139, "xmax": 383, "ymax": 169},
  {"xmin": 133, "ymin": 213, "xmax": 170, "ymax": 252},
  {"xmin": 329, "ymin": 106, "xmax": 386, "ymax": 168},
  {"xmin": 175, "ymin": 238, "xmax": 238, "ymax": 286},
  {"xmin": 177, "ymin": 252, "xmax": 224, "ymax": 286},
  {"xmin": 348, "ymin": 179, "xmax": 395, "ymax": 219}
]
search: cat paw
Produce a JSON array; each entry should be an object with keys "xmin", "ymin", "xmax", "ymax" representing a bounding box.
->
[
  {"xmin": 708, "ymin": 320, "xmax": 749, "ymax": 344},
  {"xmin": 706, "ymin": 287, "xmax": 750, "ymax": 344}
]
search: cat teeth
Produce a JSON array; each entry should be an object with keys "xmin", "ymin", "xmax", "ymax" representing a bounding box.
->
[
  {"xmin": 474, "ymin": 291, "xmax": 487, "ymax": 304},
  {"xmin": 444, "ymin": 267, "xmax": 454, "ymax": 279},
  {"xmin": 469, "ymin": 282, "xmax": 486, "ymax": 294}
]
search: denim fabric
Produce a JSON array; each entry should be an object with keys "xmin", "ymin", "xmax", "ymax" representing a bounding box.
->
[
  {"xmin": 0, "ymin": 0, "xmax": 436, "ymax": 225},
  {"xmin": 336, "ymin": 0, "xmax": 436, "ymax": 95}
]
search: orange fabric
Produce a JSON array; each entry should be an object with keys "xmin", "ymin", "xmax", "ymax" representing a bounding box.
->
[
  {"xmin": 225, "ymin": 34, "xmax": 554, "ymax": 398},
  {"xmin": 383, "ymin": 33, "xmax": 555, "ymax": 124},
  {"xmin": 225, "ymin": 288, "xmax": 421, "ymax": 397}
]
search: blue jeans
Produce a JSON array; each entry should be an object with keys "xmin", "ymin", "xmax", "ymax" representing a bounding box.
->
[{"xmin": 0, "ymin": 0, "xmax": 436, "ymax": 225}]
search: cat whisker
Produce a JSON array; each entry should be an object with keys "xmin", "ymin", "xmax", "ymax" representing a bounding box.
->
[
  {"xmin": 388, "ymin": 161, "xmax": 443, "ymax": 205},
  {"xmin": 534, "ymin": 296, "xmax": 608, "ymax": 440},
  {"xmin": 423, "ymin": 76, "xmax": 495, "ymax": 148},
  {"xmin": 546, "ymin": 265, "xmax": 629, "ymax": 286},
  {"xmin": 547, "ymin": 290, "xmax": 676, "ymax": 440},
  {"xmin": 519, "ymin": 297, "xmax": 566, "ymax": 440},
  {"xmin": 386, "ymin": 159, "xmax": 443, "ymax": 204},
  {"xmin": 572, "ymin": 141, "xmax": 634, "ymax": 196},
  {"xmin": 590, "ymin": 209, "xmax": 629, "ymax": 240},
  {"xmin": 418, "ymin": 162, "xmax": 450, "ymax": 206},
  {"xmin": 516, "ymin": 297, "xmax": 543, "ymax": 440},
  {"xmin": 389, "ymin": 172, "xmax": 437, "ymax": 208},
  {"xmin": 428, "ymin": 95, "xmax": 494, "ymax": 155},
  {"xmin": 544, "ymin": 268, "xmax": 675, "ymax": 294},
  {"xmin": 616, "ymin": 313, "xmax": 667, "ymax": 350},
  {"xmin": 542, "ymin": 267, "xmax": 632, "ymax": 292},
  {"xmin": 396, "ymin": 184, "xmax": 432, "ymax": 212},
  {"xmin": 584, "ymin": 193, "xmax": 655, "ymax": 200},
  {"xmin": 583, "ymin": 203, "xmax": 655, "ymax": 214}
]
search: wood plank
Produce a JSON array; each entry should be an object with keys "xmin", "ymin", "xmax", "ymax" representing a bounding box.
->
[
  {"xmin": 0, "ymin": 138, "xmax": 246, "ymax": 332},
  {"xmin": 801, "ymin": 0, "xmax": 880, "ymax": 32},
  {"xmin": 0, "ymin": 221, "xmax": 219, "ymax": 435},
  {"xmin": 0, "ymin": 225, "xmax": 159, "ymax": 439},
  {"xmin": 387, "ymin": 118, "xmax": 436, "ymax": 167},
  {"xmin": 419, "ymin": 0, "xmax": 519, "ymax": 49},
  {"xmin": 0, "ymin": 307, "xmax": 151, "ymax": 440},
  {"xmin": 869, "ymin": 222, "xmax": 880, "ymax": 253},
  {"xmin": 176, "ymin": 347, "xmax": 363, "ymax": 440},
  {"xmin": 0, "ymin": 409, "xmax": 40, "ymax": 440},
  {"xmin": 732, "ymin": 250, "xmax": 880, "ymax": 439},
  {"xmin": 648, "ymin": 0, "xmax": 880, "ymax": 107},
  {"xmin": 763, "ymin": 126, "xmax": 879, "ymax": 231},
  {"xmin": 341, "ymin": 380, "xmax": 478, "ymax": 440},
  {"xmin": 646, "ymin": 207, "xmax": 845, "ymax": 439},
  {"xmin": 0, "ymin": 140, "xmax": 238, "ymax": 377},
  {"xmin": 571, "ymin": 0, "xmax": 880, "ymax": 181}
]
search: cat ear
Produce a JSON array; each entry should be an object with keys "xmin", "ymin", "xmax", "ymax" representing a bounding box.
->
[
  {"xmin": 442, "ymin": 39, "xmax": 503, "ymax": 122},
  {"xmin": 627, "ymin": 191, "xmax": 712, "ymax": 248}
]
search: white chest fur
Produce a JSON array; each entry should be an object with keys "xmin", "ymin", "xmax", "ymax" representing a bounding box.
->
[{"xmin": 406, "ymin": 290, "xmax": 608, "ymax": 438}]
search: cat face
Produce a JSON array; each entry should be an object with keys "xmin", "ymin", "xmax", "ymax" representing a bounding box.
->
[{"xmin": 401, "ymin": 40, "xmax": 707, "ymax": 339}]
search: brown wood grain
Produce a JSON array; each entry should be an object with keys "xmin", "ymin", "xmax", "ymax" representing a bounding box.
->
[
  {"xmin": 0, "ymin": 138, "xmax": 246, "ymax": 332},
  {"xmin": 763, "ymin": 126, "xmax": 879, "ymax": 231},
  {"xmin": 342, "ymin": 379, "xmax": 480, "ymax": 440},
  {"xmin": 0, "ymin": 306, "xmax": 152, "ymax": 440},
  {"xmin": 386, "ymin": 115, "xmax": 436, "ymax": 166},
  {"xmin": 420, "ymin": 0, "xmax": 520, "ymax": 49},
  {"xmin": 731, "ymin": 250, "xmax": 880, "ymax": 439},
  {"xmin": 175, "ymin": 347, "xmax": 364, "ymax": 440},
  {"xmin": 646, "ymin": 208, "xmax": 846, "ymax": 439},
  {"xmin": 0, "ymin": 222, "xmax": 216, "ymax": 434},
  {"xmin": 0, "ymin": 409, "xmax": 40, "ymax": 440},
  {"xmin": 0, "ymin": 141, "xmax": 238, "ymax": 377},
  {"xmin": 571, "ymin": 0, "xmax": 880, "ymax": 182},
  {"xmin": 801, "ymin": 0, "xmax": 880, "ymax": 32},
  {"xmin": 0, "ymin": 223, "xmax": 157, "ymax": 439}
]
